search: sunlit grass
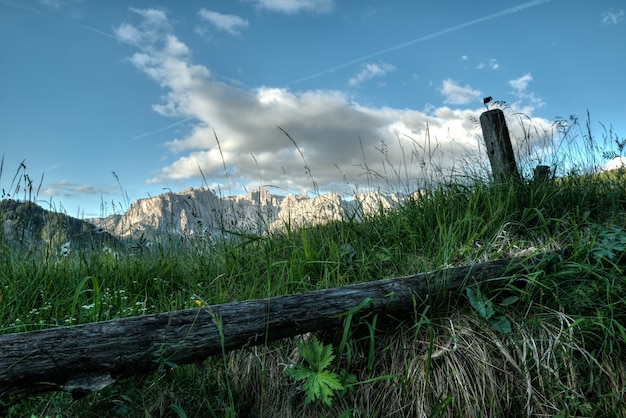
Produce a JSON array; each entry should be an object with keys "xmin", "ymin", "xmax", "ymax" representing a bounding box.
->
[{"xmin": 1, "ymin": 111, "xmax": 626, "ymax": 416}]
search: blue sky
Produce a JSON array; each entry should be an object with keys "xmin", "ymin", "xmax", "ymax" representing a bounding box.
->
[{"xmin": 1, "ymin": 0, "xmax": 625, "ymax": 217}]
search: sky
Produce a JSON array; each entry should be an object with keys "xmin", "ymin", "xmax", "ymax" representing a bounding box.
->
[{"xmin": 1, "ymin": 0, "xmax": 625, "ymax": 218}]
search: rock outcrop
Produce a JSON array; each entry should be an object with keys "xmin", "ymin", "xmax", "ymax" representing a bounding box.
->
[{"xmin": 88, "ymin": 188, "xmax": 418, "ymax": 240}]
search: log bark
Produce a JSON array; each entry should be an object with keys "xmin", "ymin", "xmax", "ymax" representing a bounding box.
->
[{"xmin": 0, "ymin": 254, "xmax": 549, "ymax": 399}]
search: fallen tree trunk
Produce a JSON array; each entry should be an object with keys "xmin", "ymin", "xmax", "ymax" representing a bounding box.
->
[{"xmin": 0, "ymin": 254, "xmax": 551, "ymax": 399}]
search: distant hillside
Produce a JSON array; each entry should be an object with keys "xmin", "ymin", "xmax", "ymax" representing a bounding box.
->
[
  {"xmin": 88, "ymin": 188, "xmax": 417, "ymax": 241},
  {"xmin": 0, "ymin": 199, "xmax": 121, "ymax": 252}
]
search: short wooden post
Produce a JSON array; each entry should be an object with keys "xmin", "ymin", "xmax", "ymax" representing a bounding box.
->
[
  {"xmin": 533, "ymin": 165, "xmax": 551, "ymax": 182},
  {"xmin": 480, "ymin": 109, "xmax": 521, "ymax": 183}
]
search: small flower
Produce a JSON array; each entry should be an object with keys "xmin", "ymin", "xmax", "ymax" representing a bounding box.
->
[
  {"xmin": 195, "ymin": 300, "xmax": 203, "ymax": 307},
  {"xmin": 103, "ymin": 246, "xmax": 120, "ymax": 260},
  {"xmin": 60, "ymin": 242, "xmax": 71, "ymax": 256}
]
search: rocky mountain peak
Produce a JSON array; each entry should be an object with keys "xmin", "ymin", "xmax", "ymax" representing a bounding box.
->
[{"xmin": 88, "ymin": 188, "xmax": 417, "ymax": 240}]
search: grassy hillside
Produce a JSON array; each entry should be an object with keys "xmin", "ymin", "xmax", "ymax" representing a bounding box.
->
[
  {"xmin": 2, "ymin": 116, "xmax": 626, "ymax": 417},
  {"xmin": 2, "ymin": 175, "xmax": 625, "ymax": 417},
  {"xmin": 0, "ymin": 199, "xmax": 121, "ymax": 253}
]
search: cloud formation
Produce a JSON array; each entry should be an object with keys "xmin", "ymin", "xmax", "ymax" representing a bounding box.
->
[
  {"xmin": 255, "ymin": 0, "xmax": 334, "ymax": 14},
  {"xmin": 114, "ymin": 9, "xmax": 551, "ymax": 196},
  {"xmin": 440, "ymin": 79, "xmax": 482, "ymax": 105},
  {"xmin": 601, "ymin": 9, "xmax": 624, "ymax": 25},
  {"xmin": 509, "ymin": 73, "xmax": 532, "ymax": 91},
  {"xmin": 508, "ymin": 73, "xmax": 545, "ymax": 112},
  {"xmin": 197, "ymin": 9, "xmax": 249, "ymax": 36},
  {"xmin": 40, "ymin": 180, "xmax": 114, "ymax": 199},
  {"xmin": 348, "ymin": 62, "xmax": 396, "ymax": 86},
  {"xmin": 476, "ymin": 58, "xmax": 499, "ymax": 70}
]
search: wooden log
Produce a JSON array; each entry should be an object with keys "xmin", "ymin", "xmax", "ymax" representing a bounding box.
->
[
  {"xmin": 480, "ymin": 109, "xmax": 521, "ymax": 183},
  {"xmin": 0, "ymin": 254, "xmax": 548, "ymax": 399}
]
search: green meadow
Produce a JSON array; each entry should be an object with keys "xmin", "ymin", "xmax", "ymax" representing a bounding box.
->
[{"xmin": 1, "ymin": 113, "xmax": 626, "ymax": 417}]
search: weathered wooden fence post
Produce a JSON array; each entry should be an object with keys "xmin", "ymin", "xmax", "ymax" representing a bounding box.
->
[
  {"xmin": 480, "ymin": 109, "xmax": 521, "ymax": 183},
  {"xmin": 533, "ymin": 165, "xmax": 551, "ymax": 182}
]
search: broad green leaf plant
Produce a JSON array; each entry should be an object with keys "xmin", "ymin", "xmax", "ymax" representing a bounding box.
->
[
  {"xmin": 466, "ymin": 287, "xmax": 517, "ymax": 334},
  {"xmin": 284, "ymin": 336, "xmax": 347, "ymax": 406}
]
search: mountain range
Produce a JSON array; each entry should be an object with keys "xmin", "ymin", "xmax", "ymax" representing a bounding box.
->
[
  {"xmin": 0, "ymin": 186, "xmax": 419, "ymax": 252},
  {"xmin": 87, "ymin": 187, "xmax": 415, "ymax": 242},
  {"xmin": 3, "ymin": 156, "xmax": 624, "ymax": 250}
]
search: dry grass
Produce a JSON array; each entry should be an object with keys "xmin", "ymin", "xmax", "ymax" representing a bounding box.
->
[{"xmin": 185, "ymin": 304, "xmax": 623, "ymax": 417}]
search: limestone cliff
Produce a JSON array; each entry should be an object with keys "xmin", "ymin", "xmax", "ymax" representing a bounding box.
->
[{"xmin": 89, "ymin": 188, "xmax": 416, "ymax": 240}]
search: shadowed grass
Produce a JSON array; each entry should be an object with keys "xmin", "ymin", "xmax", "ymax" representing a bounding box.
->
[{"xmin": 2, "ymin": 112, "xmax": 626, "ymax": 416}]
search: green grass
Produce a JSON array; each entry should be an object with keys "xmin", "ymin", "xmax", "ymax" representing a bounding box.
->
[{"xmin": 2, "ymin": 111, "xmax": 626, "ymax": 416}]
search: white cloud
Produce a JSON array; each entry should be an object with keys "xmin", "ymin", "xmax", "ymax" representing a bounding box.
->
[
  {"xmin": 40, "ymin": 180, "xmax": 114, "ymax": 198},
  {"xmin": 114, "ymin": 8, "xmax": 171, "ymax": 47},
  {"xmin": 439, "ymin": 79, "xmax": 481, "ymax": 105},
  {"xmin": 255, "ymin": 0, "xmax": 334, "ymax": 14},
  {"xmin": 509, "ymin": 73, "xmax": 532, "ymax": 91},
  {"xmin": 115, "ymin": 10, "xmax": 552, "ymax": 194},
  {"xmin": 601, "ymin": 9, "xmax": 624, "ymax": 25},
  {"xmin": 476, "ymin": 58, "xmax": 499, "ymax": 70},
  {"xmin": 508, "ymin": 73, "xmax": 545, "ymax": 111},
  {"xmin": 197, "ymin": 9, "xmax": 249, "ymax": 36},
  {"xmin": 348, "ymin": 62, "xmax": 396, "ymax": 86}
]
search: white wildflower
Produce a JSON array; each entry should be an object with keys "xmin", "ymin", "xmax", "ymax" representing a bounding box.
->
[{"xmin": 60, "ymin": 242, "xmax": 71, "ymax": 256}]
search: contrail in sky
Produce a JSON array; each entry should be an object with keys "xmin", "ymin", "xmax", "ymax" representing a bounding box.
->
[
  {"xmin": 134, "ymin": 117, "xmax": 195, "ymax": 140},
  {"xmin": 286, "ymin": 0, "xmax": 552, "ymax": 86},
  {"xmin": 0, "ymin": 0, "xmax": 41, "ymax": 14},
  {"xmin": 79, "ymin": 24, "xmax": 119, "ymax": 41}
]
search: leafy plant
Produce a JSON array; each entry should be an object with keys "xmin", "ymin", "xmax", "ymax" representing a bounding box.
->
[
  {"xmin": 466, "ymin": 287, "xmax": 516, "ymax": 334},
  {"xmin": 590, "ymin": 226, "xmax": 626, "ymax": 262},
  {"xmin": 284, "ymin": 336, "xmax": 347, "ymax": 406}
]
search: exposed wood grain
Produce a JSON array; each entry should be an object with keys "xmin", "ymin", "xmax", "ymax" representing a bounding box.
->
[{"xmin": 480, "ymin": 109, "xmax": 521, "ymax": 182}]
